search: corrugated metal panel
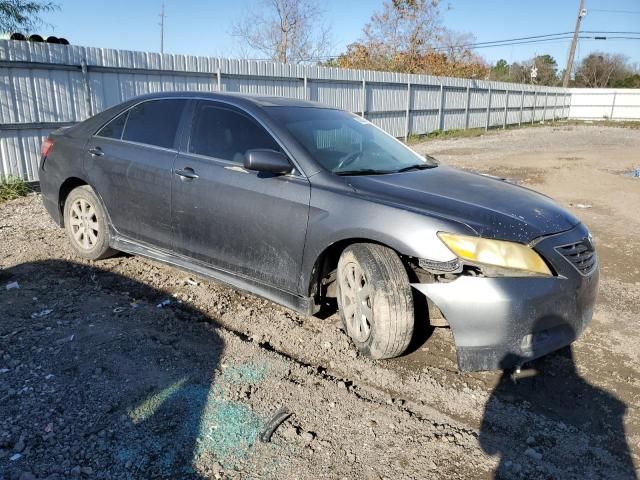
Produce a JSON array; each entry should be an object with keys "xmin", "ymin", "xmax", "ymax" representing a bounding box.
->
[
  {"xmin": 569, "ymin": 88, "xmax": 640, "ymax": 120},
  {"xmin": 0, "ymin": 40, "xmax": 577, "ymax": 180}
]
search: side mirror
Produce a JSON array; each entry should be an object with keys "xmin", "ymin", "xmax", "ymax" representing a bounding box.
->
[{"xmin": 244, "ymin": 149, "xmax": 293, "ymax": 175}]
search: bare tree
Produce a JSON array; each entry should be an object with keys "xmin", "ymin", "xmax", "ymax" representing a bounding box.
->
[
  {"xmin": 231, "ymin": 0, "xmax": 332, "ymax": 64},
  {"xmin": 0, "ymin": 0, "xmax": 56, "ymax": 33},
  {"xmin": 575, "ymin": 52, "xmax": 628, "ymax": 88},
  {"xmin": 362, "ymin": 0, "xmax": 443, "ymax": 61}
]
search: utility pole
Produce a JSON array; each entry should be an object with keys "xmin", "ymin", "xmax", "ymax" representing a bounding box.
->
[
  {"xmin": 562, "ymin": 0, "xmax": 586, "ymax": 87},
  {"xmin": 159, "ymin": 2, "xmax": 165, "ymax": 55}
]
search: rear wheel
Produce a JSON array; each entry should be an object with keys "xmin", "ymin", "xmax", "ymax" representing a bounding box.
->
[
  {"xmin": 337, "ymin": 243, "xmax": 414, "ymax": 359},
  {"xmin": 63, "ymin": 186, "xmax": 116, "ymax": 260}
]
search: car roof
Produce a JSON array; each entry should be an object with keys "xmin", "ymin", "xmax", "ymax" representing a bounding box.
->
[{"xmin": 128, "ymin": 91, "xmax": 332, "ymax": 109}]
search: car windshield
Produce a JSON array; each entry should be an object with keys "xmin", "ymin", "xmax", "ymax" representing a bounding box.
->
[{"xmin": 265, "ymin": 107, "xmax": 437, "ymax": 175}]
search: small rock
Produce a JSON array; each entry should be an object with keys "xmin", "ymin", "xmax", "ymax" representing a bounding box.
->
[
  {"xmin": 525, "ymin": 447, "xmax": 542, "ymax": 460},
  {"xmin": 337, "ymin": 381, "xmax": 346, "ymax": 390},
  {"xmin": 80, "ymin": 466, "xmax": 93, "ymax": 476},
  {"xmin": 9, "ymin": 453, "xmax": 22, "ymax": 461},
  {"xmin": 301, "ymin": 431, "xmax": 315, "ymax": 444},
  {"xmin": 70, "ymin": 466, "xmax": 81, "ymax": 476},
  {"xmin": 526, "ymin": 436, "xmax": 536, "ymax": 446},
  {"xmin": 13, "ymin": 434, "xmax": 25, "ymax": 453},
  {"xmin": 281, "ymin": 426, "xmax": 297, "ymax": 441}
]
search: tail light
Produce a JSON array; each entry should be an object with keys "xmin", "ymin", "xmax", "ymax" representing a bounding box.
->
[{"xmin": 41, "ymin": 138, "xmax": 54, "ymax": 157}]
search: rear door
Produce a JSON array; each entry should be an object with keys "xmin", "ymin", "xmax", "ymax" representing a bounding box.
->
[
  {"xmin": 171, "ymin": 100, "xmax": 311, "ymax": 293},
  {"xmin": 85, "ymin": 99, "xmax": 188, "ymax": 249}
]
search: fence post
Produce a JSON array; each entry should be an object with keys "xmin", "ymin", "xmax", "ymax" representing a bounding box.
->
[
  {"xmin": 519, "ymin": 89, "xmax": 524, "ymax": 126},
  {"xmin": 404, "ymin": 81, "xmax": 411, "ymax": 141},
  {"xmin": 552, "ymin": 93, "xmax": 557, "ymax": 122},
  {"xmin": 80, "ymin": 59, "xmax": 93, "ymax": 118},
  {"xmin": 531, "ymin": 90, "xmax": 537, "ymax": 125},
  {"xmin": 485, "ymin": 86, "xmax": 492, "ymax": 131},
  {"xmin": 303, "ymin": 73, "xmax": 308, "ymax": 100},
  {"xmin": 216, "ymin": 67, "xmax": 222, "ymax": 91},
  {"xmin": 464, "ymin": 84, "xmax": 471, "ymax": 130},
  {"xmin": 361, "ymin": 79, "xmax": 366, "ymax": 117},
  {"xmin": 610, "ymin": 91, "xmax": 617, "ymax": 120},
  {"xmin": 503, "ymin": 90, "xmax": 509, "ymax": 129},
  {"xmin": 437, "ymin": 84, "xmax": 444, "ymax": 131},
  {"xmin": 543, "ymin": 91, "xmax": 548, "ymax": 122}
]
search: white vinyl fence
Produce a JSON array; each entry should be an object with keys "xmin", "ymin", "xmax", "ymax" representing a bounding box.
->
[
  {"xmin": 0, "ymin": 39, "xmax": 572, "ymax": 181},
  {"xmin": 569, "ymin": 88, "xmax": 640, "ymax": 121}
]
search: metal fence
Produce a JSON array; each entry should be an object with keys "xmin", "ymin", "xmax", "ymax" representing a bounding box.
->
[
  {"xmin": 0, "ymin": 40, "xmax": 570, "ymax": 181},
  {"xmin": 569, "ymin": 88, "xmax": 640, "ymax": 121}
]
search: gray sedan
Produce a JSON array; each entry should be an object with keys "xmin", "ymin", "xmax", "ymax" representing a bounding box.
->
[{"xmin": 38, "ymin": 92, "xmax": 598, "ymax": 371}]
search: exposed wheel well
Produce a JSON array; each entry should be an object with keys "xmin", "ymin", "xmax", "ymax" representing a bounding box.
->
[
  {"xmin": 309, "ymin": 239, "xmax": 418, "ymax": 304},
  {"xmin": 58, "ymin": 177, "xmax": 88, "ymax": 219}
]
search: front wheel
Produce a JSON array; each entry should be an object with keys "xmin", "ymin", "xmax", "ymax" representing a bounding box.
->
[
  {"xmin": 337, "ymin": 243, "xmax": 414, "ymax": 359},
  {"xmin": 63, "ymin": 185, "xmax": 116, "ymax": 260}
]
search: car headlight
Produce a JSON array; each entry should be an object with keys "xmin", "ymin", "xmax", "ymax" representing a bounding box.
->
[{"xmin": 437, "ymin": 232, "xmax": 552, "ymax": 276}]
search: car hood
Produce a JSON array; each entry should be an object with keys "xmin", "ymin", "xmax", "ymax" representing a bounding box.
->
[{"xmin": 346, "ymin": 166, "xmax": 580, "ymax": 243}]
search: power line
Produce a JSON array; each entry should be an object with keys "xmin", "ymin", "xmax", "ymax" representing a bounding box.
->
[
  {"xmin": 589, "ymin": 8, "xmax": 640, "ymax": 15},
  {"xmin": 243, "ymin": 31, "xmax": 640, "ymax": 62}
]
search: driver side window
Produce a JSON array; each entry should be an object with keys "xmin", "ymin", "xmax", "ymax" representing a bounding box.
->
[{"xmin": 188, "ymin": 103, "xmax": 280, "ymax": 163}]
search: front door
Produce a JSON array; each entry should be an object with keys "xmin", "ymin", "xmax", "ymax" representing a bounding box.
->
[{"xmin": 171, "ymin": 101, "xmax": 310, "ymax": 293}]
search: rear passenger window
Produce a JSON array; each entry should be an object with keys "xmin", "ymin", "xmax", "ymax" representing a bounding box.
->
[
  {"xmin": 96, "ymin": 112, "xmax": 127, "ymax": 139},
  {"xmin": 189, "ymin": 103, "xmax": 280, "ymax": 162},
  {"xmin": 122, "ymin": 99, "xmax": 186, "ymax": 149}
]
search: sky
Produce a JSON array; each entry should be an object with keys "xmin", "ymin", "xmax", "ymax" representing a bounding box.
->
[{"xmin": 41, "ymin": 0, "xmax": 640, "ymax": 68}]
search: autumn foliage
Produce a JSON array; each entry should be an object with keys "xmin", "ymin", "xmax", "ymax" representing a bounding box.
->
[{"xmin": 325, "ymin": 0, "xmax": 489, "ymax": 79}]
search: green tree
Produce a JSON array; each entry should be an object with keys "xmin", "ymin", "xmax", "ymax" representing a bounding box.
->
[
  {"xmin": 0, "ymin": 0, "xmax": 56, "ymax": 33},
  {"xmin": 531, "ymin": 54, "xmax": 558, "ymax": 86},
  {"xmin": 490, "ymin": 59, "xmax": 510, "ymax": 81}
]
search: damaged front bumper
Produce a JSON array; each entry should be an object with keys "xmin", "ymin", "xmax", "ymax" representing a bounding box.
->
[{"xmin": 413, "ymin": 224, "xmax": 599, "ymax": 371}]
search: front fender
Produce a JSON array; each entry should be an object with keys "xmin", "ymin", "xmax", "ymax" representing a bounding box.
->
[{"xmin": 299, "ymin": 184, "xmax": 475, "ymax": 294}]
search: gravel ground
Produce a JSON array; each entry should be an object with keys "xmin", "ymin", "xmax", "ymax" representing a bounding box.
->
[{"xmin": 1, "ymin": 124, "xmax": 639, "ymax": 479}]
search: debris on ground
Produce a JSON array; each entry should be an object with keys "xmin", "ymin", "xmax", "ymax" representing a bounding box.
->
[
  {"xmin": 55, "ymin": 334, "xmax": 75, "ymax": 344},
  {"xmin": 570, "ymin": 203, "xmax": 592, "ymax": 209},
  {"xmin": 156, "ymin": 299, "xmax": 172, "ymax": 308},
  {"xmin": 260, "ymin": 406, "xmax": 293, "ymax": 442},
  {"xmin": 30, "ymin": 309, "xmax": 52, "ymax": 319},
  {"xmin": 5, "ymin": 280, "xmax": 19, "ymax": 290}
]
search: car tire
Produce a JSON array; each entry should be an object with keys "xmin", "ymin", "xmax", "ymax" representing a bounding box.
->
[
  {"xmin": 337, "ymin": 243, "xmax": 414, "ymax": 359},
  {"xmin": 63, "ymin": 185, "xmax": 116, "ymax": 260}
]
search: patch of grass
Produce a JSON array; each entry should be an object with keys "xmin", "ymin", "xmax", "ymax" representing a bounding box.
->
[
  {"xmin": 564, "ymin": 119, "xmax": 640, "ymax": 129},
  {"xmin": 406, "ymin": 128, "xmax": 487, "ymax": 144},
  {"xmin": 0, "ymin": 175, "xmax": 30, "ymax": 203},
  {"xmin": 404, "ymin": 118, "xmax": 640, "ymax": 145}
]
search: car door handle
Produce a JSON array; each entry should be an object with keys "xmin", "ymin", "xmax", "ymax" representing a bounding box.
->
[
  {"xmin": 175, "ymin": 167, "xmax": 199, "ymax": 181},
  {"xmin": 88, "ymin": 147, "xmax": 104, "ymax": 157}
]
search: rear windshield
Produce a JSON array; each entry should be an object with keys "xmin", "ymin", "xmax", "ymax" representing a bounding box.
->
[{"xmin": 265, "ymin": 107, "xmax": 435, "ymax": 175}]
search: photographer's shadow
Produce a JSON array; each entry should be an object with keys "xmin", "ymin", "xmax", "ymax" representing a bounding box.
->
[
  {"xmin": 479, "ymin": 321, "xmax": 636, "ymax": 479},
  {"xmin": 0, "ymin": 259, "xmax": 225, "ymax": 479}
]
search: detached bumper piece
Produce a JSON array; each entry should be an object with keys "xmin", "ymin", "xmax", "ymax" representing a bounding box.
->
[{"xmin": 413, "ymin": 224, "xmax": 599, "ymax": 371}]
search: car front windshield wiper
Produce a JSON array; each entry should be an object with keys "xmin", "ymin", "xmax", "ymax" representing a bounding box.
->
[
  {"xmin": 394, "ymin": 163, "xmax": 438, "ymax": 173},
  {"xmin": 334, "ymin": 169, "xmax": 393, "ymax": 176}
]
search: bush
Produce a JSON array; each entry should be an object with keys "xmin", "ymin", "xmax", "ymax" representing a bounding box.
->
[{"xmin": 0, "ymin": 175, "xmax": 30, "ymax": 202}]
